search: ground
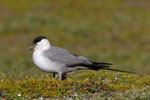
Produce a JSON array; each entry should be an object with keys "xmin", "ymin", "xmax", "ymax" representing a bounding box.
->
[{"xmin": 0, "ymin": 70, "xmax": 150, "ymax": 99}]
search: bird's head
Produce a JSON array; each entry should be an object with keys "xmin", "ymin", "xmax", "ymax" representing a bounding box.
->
[{"xmin": 27, "ymin": 36, "xmax": 51, "ymax": 51}]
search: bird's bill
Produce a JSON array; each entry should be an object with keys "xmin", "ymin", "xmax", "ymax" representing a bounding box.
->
[
  {"xmin": 27, "ymin": 42, "xmax": 33, "ymax": 46},
  {"xmin": 27, "ymin": 42, "xmax": 35, "ymax": 51},
  {"xmin": 29, "ymin": 46, "xmax": 35, "ymax": 51}
]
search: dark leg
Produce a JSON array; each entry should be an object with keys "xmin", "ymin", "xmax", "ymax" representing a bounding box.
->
[{"xmin": 53, "ymin": 73, "xmax": 56, "ymax": 79}]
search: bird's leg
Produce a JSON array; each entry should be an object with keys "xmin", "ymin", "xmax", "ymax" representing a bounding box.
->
[
  {"xmin": 59, "ymin": 73, "xmax": 66, "ymax": 80},
  {"xmin": 53, "ymin": 73, "xmax": 56, "ymax": 79},
  {"xmin": 59, "ymin": 73, "xmax": 62, "ymax": 80}
]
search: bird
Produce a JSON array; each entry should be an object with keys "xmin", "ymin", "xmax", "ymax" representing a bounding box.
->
[{"xmin": 28, "ymin": 36, "xmax": 138, "ymax": 80}]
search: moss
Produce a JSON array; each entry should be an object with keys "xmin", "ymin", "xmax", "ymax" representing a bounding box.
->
[{"xmin": 0, "ymin": 71, "xmax": 149, "ymax": 99}]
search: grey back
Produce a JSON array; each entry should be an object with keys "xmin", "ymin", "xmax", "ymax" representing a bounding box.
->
[{"xmin": 44, "ymin": 46, "xmax": 92, "ymax": 67}]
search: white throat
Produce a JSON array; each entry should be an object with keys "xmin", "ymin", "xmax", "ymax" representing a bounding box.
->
[{"xmin": 34, "ymin": 39, "xmax": 51, "ymax": 51}]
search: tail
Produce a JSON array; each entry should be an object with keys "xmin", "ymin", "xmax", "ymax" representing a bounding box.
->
[
  {"xmin": 87, "ymin": 61, "xmax": 112, "ymax": 70},
  {"xmin": 87, "ymin": 62, "xmax": 139, "ymax": 74}
]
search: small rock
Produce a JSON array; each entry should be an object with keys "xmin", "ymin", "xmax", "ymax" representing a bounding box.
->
[{"xmin": 17, "ymin": 94, "xmax": 21, "ymax": 97}]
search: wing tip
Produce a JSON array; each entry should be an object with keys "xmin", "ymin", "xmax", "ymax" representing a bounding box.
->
[{"xmin": 92, "ymin": 61, "xmax": 113, "ymax": 66}]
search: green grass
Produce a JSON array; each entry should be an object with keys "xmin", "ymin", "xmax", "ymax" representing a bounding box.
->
[{"xmin": 0, "ymin": 0, "xmax": 150, "ymax": 99}]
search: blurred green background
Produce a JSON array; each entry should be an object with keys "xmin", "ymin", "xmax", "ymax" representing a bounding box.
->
[{"xmin": 0, "ymin": 0, "xmax": 150, "ymax": 74}]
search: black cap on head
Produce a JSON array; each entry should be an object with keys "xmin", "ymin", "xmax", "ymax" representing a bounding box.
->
[{"xmin": 32, "ymin": 36, "xmax": 47, "ymax": 44}]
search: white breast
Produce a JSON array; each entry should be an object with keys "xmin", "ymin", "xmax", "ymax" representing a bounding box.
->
[{"xmin": 33, "ymin": 50, "xmax": 65, "ymax": 73}]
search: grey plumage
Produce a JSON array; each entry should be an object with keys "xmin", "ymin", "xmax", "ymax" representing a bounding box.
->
[{"xmin": 44, "ymin": 46, "xmax": 111, "ymax": 70}]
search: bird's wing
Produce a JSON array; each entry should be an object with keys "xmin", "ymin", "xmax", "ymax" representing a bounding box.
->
[
  {"xmin": 43, "ymin": 47, "xmax": 138, "ymax": 74},
  {"xmin": 44, "ymin": 46, "xmax": 92, "ymax": 67}
]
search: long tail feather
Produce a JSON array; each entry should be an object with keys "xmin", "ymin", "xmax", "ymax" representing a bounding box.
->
[
  {"xmin": 88, "ymin": 62, "xmax": 139, "ymax": 74},
  {"xmin": 100, "ymin": 67, "xmax": 139, "ymax": 74}
]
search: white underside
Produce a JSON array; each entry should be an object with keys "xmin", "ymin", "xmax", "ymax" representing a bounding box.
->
[
  {"xmin": 33, "ymin": 50, "xmax": 87, "ymax": 73},
  {"xmin": 33, "ymin": 50, "xmax": 64, "ymax": 73}
]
